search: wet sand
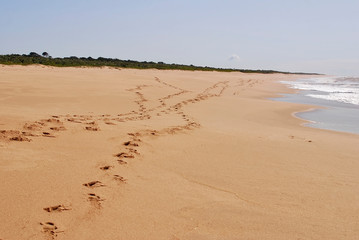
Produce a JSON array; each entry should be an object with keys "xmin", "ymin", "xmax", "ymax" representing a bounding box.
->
[
  {"xmin": 275, "ymin": 89, "xmax": 359, "ymax": 135},
  {"xmin": 0, "ymin": 65, "xmax": 358, "ymax": 240}
]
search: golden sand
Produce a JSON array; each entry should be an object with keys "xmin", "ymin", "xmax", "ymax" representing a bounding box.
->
[{"xmin": 0, "ymin": 65, "xmax": 358, "ymax": 240}]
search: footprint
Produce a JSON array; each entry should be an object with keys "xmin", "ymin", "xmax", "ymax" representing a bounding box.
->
[
  {"xmin": 40, "ymin": 221, "xmax": 57, "ymax": 231},
  {"xmin": 117, "ymin": 159, "xmax": 128, "ymax": 165},
  {"xmin": 100, "ymin": 165, "xmax": 113, "ymax": 171},
  {"xmin": 67, "ymin": 118, "xmax": 82, "ymax": 123},
  {"xmin": 42, "ymin": 132, "xmax": 55, "ymax": 137},
  {"xmin": 23, "ymin": 122, "xmax": 43, "ymax": 131},
  {"xmin": 40, "ymin": 222, "xmax": 62, "ymax": 239},
  {"xmin": 104, "ymin": 121, "xmax": 116, "ymax": 125},
  {"xmin": 87, "ymin": 193, "xmax": 104, "ymax": 208},
  {"xmin": 114, "ymin": 152, "xmax": 135, "ymax": 159},
  {"xmin": 49, "ymin": 126, "xmax": 66, "ymax": 131},
  {"xmin": 123, "ymin": 141, "xmax": 139, "ymax": 147},
  {"xmin": 128, "ymin": 132, "xmax": 141, "ymax": 137},
  {"xmin": 43, "ymin": 204, "xmax": 71, "ymax": 212},
  {"xmin": 43, "ymin": 118, "xmax": 61, "ymax": 124},
  {"xmin": 1, "ymin": 130, "xmax": 31, "ymax": 142},
  {"xmin": 127, "ymin": 148, "xmax": 139, "ymax": 155},
  {"xmin": 83, "ymin": 181, "xmax": 105, "ymax": 188},
  {"xmin": 113, "ymin": 175, "xmax": 127, "ymax": 183},
  {"xmin": 9, "ymin": 135, "xmax": 31, "ymax": 142},
  {"xmin": 85, "ymin": 126, "xmax": 100, "ymax": 131}
]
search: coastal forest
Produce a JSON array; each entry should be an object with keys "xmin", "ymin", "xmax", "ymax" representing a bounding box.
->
[{"xmin": 0, "ymin": 52, "xmax": 314, "ymax": 74}]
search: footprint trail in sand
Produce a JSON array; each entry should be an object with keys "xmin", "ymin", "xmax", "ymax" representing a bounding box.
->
[{"xmin": 0, "ymin": 75, "xmax": 259, "ymax": 239}]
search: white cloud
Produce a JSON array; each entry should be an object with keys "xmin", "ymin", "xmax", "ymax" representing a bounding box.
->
[{"xmin": 228, "ymin": 54, "xmax": 241, "ymax": 61}]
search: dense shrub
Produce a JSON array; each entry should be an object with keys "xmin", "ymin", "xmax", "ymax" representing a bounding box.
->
[{"xmin": 0, "ymin": 52, "xmax": 317, "ymax": 75}]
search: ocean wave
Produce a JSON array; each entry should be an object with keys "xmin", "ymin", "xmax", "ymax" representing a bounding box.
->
[
  {"xmin": 307, "ymin": 93, "xmax": 359, "ymax": 105},
  {"xmin": 281, "ymin": 77, "xmax": 359, "ymax": 106}
]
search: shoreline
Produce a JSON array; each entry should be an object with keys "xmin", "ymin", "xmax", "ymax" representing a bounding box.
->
[
  {"xmin": 274, "ymin": 78, "xmax": 359, "ymax": 135},
  {"xmin": 292, "ymin": 108, "xmax": 320, "ymax": 123},
  {"xmin": 1, "ymin": 65, "xmax": 359, "ymax": 240}
]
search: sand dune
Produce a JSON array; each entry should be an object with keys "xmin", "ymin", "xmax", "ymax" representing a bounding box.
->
[{"xmin": 0, "ymin": 65, "xmax": 358, "ymax": 240}]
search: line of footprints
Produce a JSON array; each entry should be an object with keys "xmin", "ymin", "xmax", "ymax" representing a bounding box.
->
[
  {"xmin": 40, "ymin": 134, "xmax": 139, "ymax": 239},
  {"xmin": 35, "ymin": 79, "xmax": 229, "ymax": 238}
]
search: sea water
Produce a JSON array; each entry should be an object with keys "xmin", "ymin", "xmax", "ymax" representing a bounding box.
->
[{"xmin": 276, "ymin": 77, "xmax": 359, "ymax": 135}]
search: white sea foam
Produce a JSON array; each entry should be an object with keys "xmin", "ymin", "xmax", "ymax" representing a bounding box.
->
[
  {"xmin": 281, "ymin": 77, "xmax": 359, "ymax": 106},
  {"xmin": 307, "ymin": 92, "xmax": 359, "ymax": 105}
]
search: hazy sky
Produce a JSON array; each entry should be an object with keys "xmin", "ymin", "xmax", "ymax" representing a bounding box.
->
[{"xmin": 1, "ymin": 0, "xmax": 358, "ymax": 76}]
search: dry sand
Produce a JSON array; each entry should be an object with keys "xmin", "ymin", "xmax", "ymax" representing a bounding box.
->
[{"xmin": 0, "ymin": 65, "xmax": 358, "ymax": 240}]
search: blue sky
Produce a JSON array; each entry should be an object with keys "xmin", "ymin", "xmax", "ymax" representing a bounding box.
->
[{"xmin": 1, "ymin": 0, "xmax": 358, "ymax": 75}]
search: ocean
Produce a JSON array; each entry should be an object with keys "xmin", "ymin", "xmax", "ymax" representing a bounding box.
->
[{"xmin": 276, "ymin": 77, "xmax": 359, "ymax": 135}]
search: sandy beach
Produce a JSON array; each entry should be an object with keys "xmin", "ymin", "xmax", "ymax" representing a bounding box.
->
[{"xmin": 0, "ymin": 65, "xmax": 358, "ymax": 240}]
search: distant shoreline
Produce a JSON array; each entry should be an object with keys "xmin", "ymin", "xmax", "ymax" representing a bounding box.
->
[{"xmin": 0, "ymin": 52, "xmax": 320, "ymax": 75}]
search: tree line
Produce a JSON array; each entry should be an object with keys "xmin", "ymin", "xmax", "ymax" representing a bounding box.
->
[{"xmin": 0, "ymin": 52, "xmax": 317, "ymax": 75}]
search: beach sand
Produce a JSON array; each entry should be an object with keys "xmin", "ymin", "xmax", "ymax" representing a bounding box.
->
[{"xmin": 0, "ymin": 65, "xmax": 358, "ymax": 240}]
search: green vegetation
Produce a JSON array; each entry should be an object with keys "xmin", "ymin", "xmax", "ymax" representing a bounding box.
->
[{"xmin": 0, "ymin": 52, "xmax": 317, "ymax": 75}]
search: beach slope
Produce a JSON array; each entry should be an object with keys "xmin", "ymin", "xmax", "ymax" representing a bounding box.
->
[{"xmin": 0, "ymin": 65, "xmax": 358, "ymax": 240}]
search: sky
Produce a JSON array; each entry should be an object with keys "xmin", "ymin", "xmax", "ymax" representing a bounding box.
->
[{"xmin": 1, "ymin": 0, "xmax": 359, "ymax": 76}]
